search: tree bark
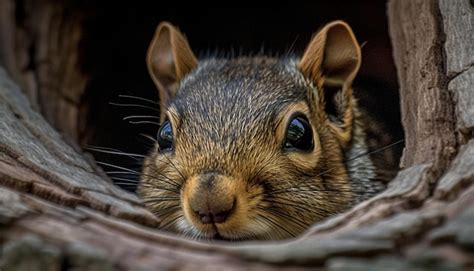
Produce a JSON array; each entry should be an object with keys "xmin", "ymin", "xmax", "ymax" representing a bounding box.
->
[
  {"xmin": 1, "ymin": 0, "xmax": 473, "ymax": 270},
  {"xmin": 0, "ymin": 0, "xmax": 88, "ymax": 142}
]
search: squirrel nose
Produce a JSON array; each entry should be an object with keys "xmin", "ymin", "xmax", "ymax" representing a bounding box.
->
[
  {"xmin": 192, "ymin": 202, "xmax": 235, "ymax": 224},
  {"xmin": 188, "ymin": 173, "xmax": 236, "ymax": 224}
]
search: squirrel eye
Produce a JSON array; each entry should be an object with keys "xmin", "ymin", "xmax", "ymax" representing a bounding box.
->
[
  {"xmin": 284, "ymin": 115, "xmax": 314, "ymax": 152},
  {"xmin": 157, "ymin": 120, "xmax": 173, "ymax": 152}
]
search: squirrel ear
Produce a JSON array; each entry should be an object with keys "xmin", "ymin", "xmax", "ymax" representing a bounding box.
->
[
  {"xmin": 146, "ymin": 22, "xmax": 198, "ymax": 109},
  {"xmin": 298, "ymin": 21, "xmax": 361, "ymax": 146}
]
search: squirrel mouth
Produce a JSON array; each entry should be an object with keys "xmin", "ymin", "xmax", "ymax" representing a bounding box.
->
[
  {"xmin": 212, "ymin": 232, "xmax": 228, "ymax": 241},
  {"xmin": 209, "ymin": 222, "xmax": 229, "ymax": 241},
  {"xmin": 195, "ymin": 223, "xmax": 236, "ymax": 241}
]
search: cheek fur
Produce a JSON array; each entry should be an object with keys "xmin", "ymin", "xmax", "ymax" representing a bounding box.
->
[{"xmin": 139, "ymin": 118, "xmax": 353, "ymax": 240}]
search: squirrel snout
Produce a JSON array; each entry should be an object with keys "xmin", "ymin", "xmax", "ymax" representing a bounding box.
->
[
  {"xmin": 186, "ymin": 173, "xmax": 237, "ymax": 224},
  {"xmin": 190, "ymin": 196, "xmax": 235, "ymax": 224}
]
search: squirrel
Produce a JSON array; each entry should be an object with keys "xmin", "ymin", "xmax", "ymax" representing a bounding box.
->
[{"xmin": 138, "ymin": 21, "xmax": 401, "ymax": 241}]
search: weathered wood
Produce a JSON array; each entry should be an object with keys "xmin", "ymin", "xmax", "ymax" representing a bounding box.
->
[
  {"xmin": 0, "ymin": 0, "xmax": 88, "ymax": 141},
  {"xmin": 439, "ymin": 0, "xmax": 474, "ymax": 78},
  {"xmin": 388, "ymin": 0, "xmax": 458, "ymax": 170},
  {"xmin": 0, "ymin": 68, "xmax": 156, "ymax": 224},
  {"xmin": 0, "ymin": 0, "xmax": 473, "ymax": 270},
  {"xmin": 435, "ymin": 139, "xmax": 474, "ymax": 200},
  {"xmin": 450, "ymin": 67, "xmax": 474, "ymax": 138},
  {"xmin": 0, "ymin": 187, "xmax": 31, "ymax": 224},
  {"xmin": 439, "ymin": 0, "xmax": 474, "ymax": 140}
]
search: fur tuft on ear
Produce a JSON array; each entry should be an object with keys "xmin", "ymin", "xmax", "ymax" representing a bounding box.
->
[
  {"xmin": 146, "ymin": 22, "xmax": 198, "ymax": 116},
  {"xmin": 299, "ymin": 20, "xmax": 361, "ymax": 146}
]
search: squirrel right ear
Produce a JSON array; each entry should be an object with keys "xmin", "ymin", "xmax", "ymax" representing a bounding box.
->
[
  {"xmin": 298, "ymin": 21, "xmax": 361, "ymax": 146},
  {"xmin": 147, "ymin": 22, "xmax": 198, "ymax": 110}
]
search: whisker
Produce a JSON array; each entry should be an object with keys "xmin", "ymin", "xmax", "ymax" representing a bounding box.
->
[
  {"xmin": 153, "ymin": 209, "xmax": 180, "ymax": 222},
  {"xmin": 139, "ymin": 183, "xmax": 181, "ymax": 194},
  {"xmin": 141, "ymin": 164, "xmax": 183, "ymax": 189},
  {"xmin": 114, "ymin": 182, "xmax": 139, "ymax": 187},
  {"xmin": 150, "ymin": 206, "xmax": 181, "ymax": 222},
  {"xmin": 85, "ymin": 146, "xmax": 145, "ymax": 159},
  {"xmin": 123, "ymin": 115, "xmax": 160, "ymax": 121},
  {"xmin": 106, "ymin": 171, "xmax": 139, "ymax": 175},
  {"xmin": 257, "ymin": 213, "xmax": 295, "ymax": 238},
  {"xmin": 160, "ymin": 214, "xmax": 183, "ymax": 230},
  {"xmin": 141, "ymin": 177, "xmax": 181, "ymax": 191},
  {"xmin": 284, "ymin": 34, "xmax": 300, "ymax": 56},
  {"xmin": 248, "ymin": 156, "xmax": 276, "ymax": 185},
  {"xmin": 143, "ymin": 197, "xmax": 181, "ymax": 202},
  {"xmin": 109, "ymin": 177, "xmax": 139, "ymax": 183},
  {"xmin": 86, "ymin": 145, "xmax": 146, "ymax": 158},
  {"xmin": 95, "ymin": 161, "xmax": 141, "ymax": 174},
  {"xmin": 158, "ymin": 155, "xmax": 186, "ymax": 182},
  {"xmin": 118, "ymin": 94, "xmax": 160, "ymax": 105},
  {"xmin": 109, "ymin": 102, "xmax": 160, "ymax": 112},
  {"xmin": 128, "ymin": 120, "xmax": 161, "ymax": 126},
  {"xmin": 153, "ymin": 206, "xmax": 181, "ymax": 217},
  {"xmin": 263, "ymin": 208, "xmax": 308, "ymax": 231},
  {"xmin": 140, "ymin": 133, "xmax": 157, "ymax": 143},
  {"xmin": 263, "ymin": 197, "xmax": 334, "ymax": 218},
  {"xmin": 268, "ymin": 186, "xmax": 360, "ymax": 195},
  {"xmin": 312, "ymin": 139, "xmax": 405, "ymax": 179},
  {"xmin": 268, "ymin": 139, "xmax": 405, "ymax": 194},
  {"xmin": 140, "ymin": 179, "xmax": 181, "ymax": 191},
  {"xmin": 261, "ymin": 199, "xmax": 316, "ymax": 214},
  {"xmin": 346, "ymin": 139, "xmax": 405, "ymax": 164}
]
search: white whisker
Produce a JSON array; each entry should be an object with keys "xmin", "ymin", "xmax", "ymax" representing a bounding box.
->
[{"xmin": 118, "ymin": 94, "xmax": 160, "ymax": 105}]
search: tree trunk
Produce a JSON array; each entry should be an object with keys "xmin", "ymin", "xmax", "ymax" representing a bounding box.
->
[
  {"xmin": 1, "ymin": 0, "xmax": 473, "ymax": 270},
  {"xmin": 0, "ymin": 0, "xmax": 88, "ymax": 143}
]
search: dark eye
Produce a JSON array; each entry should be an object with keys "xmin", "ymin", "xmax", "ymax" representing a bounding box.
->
[
  {"xmin": 157, "ymin": 120, "xmax": 173, "ymax": 152},
  {"xmin": 284, "ymin": 115, "xmax": 314, "ymax": 151}
]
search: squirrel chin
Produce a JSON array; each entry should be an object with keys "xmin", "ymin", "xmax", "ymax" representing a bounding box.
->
[{"xmin": 176, "ymin": 223, "xmax": 262, "ymax": 241}]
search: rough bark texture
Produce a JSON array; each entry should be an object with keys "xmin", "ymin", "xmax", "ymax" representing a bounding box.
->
[
  {"xmin": 390, "ymin": 0, "xmax": 458, "ymax": 170},
  {"xmin": 1, "ymin": 0, "xmax": 474, "ymax": 270},
  {"xmin": 0, "ymin": 0, "xmax": 88, "ymax": 142}
]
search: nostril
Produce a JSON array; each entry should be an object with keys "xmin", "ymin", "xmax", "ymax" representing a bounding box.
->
[
  {"xmin": 213, "ymin": 209, "xmax": 231, "ymax": 223},
  {"xmin": 192, "ymin": 198, "xmax": 236, "ymax": 224},
  {"xmin": 213, "ymin": 198, "xmax": 236, "ymax": 224},
  {"xmin": 197, "ymin": 212, "xmax": 213, "ymax": 224}
]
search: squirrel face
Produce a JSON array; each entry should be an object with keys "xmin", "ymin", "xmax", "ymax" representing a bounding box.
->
[{"xmin": 139, "ymin": 21, "xmax": 383, "ymax": 240}]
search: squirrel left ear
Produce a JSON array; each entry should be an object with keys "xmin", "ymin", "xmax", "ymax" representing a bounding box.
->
[
  {"xmin": 147, "ymin": 22, "xmax": 198, "ymax": 119},
  {"xmin": 299, "ymin": 20, "xmax": 361, "ymax": 146}
]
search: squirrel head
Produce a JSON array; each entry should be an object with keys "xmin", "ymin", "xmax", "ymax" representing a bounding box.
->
[{"xmin": 139, "ymin": 21, "xmax": 366, "ymax": 240}]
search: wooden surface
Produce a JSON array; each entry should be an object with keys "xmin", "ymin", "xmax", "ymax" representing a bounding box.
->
[
  {"xmin": 389, "ymin": 0, "xmax": 458, "ymax": 170},
  {"xmin": 0, "ymin": 0, "xmax": 88, "ymax": 141},
  {"xmin": 1, "ymin": 0, "xmax": 474, "ymax": 270}
]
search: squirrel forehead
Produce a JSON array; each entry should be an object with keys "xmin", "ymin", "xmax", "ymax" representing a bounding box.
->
[
  {"xmin": 171, "ymin": 57, "xmax": 310, "ymax": 121},
  {"xmin": 166, "ymin": 57, "xmax": 314, "ymax": 165}
]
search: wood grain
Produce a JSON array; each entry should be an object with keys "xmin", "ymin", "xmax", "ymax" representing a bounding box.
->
[{"xmin": 0, "ymin": 0, "xmax": 473, "ymax": 270}]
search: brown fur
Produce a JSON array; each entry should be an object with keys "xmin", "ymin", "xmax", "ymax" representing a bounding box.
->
[{"xmin": 138, "ymin": 21, "xmax": 399, "ymax": 240}]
